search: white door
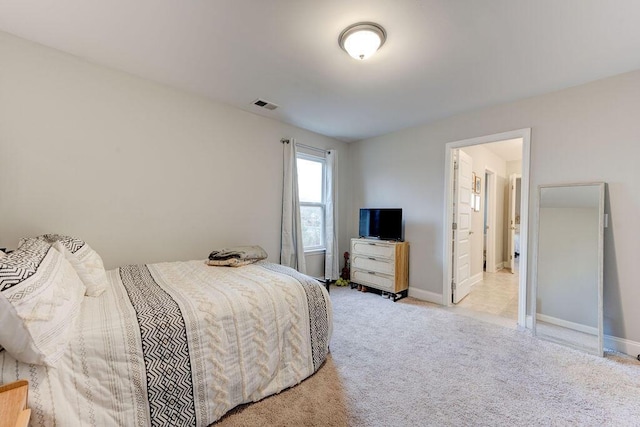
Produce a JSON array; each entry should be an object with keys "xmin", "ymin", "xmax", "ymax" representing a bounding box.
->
[
  {"xmin": 507, "ymin": 174, "xmax": 518, "ymax": 273},
  {"xmin": 452, "ymin": 149, "xmax": 473, "ymax": 303}
]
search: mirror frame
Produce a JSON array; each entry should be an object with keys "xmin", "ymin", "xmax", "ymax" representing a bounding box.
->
[{"xmin": 531, "ymin": 182, "xmax": 605, "ymax": 356}]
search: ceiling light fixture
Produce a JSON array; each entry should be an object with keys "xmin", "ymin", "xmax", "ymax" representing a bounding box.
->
[{"xmin": 338, "ymin": 22, "xmax": 386, "ymax": 60}]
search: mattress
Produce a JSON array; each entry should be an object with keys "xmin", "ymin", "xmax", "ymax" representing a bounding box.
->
[{"xmin": 0, "ymin": 260, "xmax": 332, "ymax": 426}]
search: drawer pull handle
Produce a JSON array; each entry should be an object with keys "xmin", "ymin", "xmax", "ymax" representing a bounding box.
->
[
  {"xmin": 368, "ymin": 243, "xmax": 376, "ymax": 245},
  {"xmin": 368, "ymin": 271, "xmax": 376, "ymax": 275},
  {"xmin": 368, "ymin": 257, "xmax": 376, "ymax": 260}
]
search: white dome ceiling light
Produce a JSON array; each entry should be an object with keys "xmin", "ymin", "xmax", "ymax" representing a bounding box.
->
[{"xmin": 338, "ymin": 22, "xmax": 387, "ymax": 60}]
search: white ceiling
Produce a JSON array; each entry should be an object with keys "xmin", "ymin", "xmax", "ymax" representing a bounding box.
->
[{"xmin": 1, "ymin": 0, "xmax": 640, "ymax": 142}]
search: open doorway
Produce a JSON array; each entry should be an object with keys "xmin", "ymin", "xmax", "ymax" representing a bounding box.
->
[
  {"xmin": 507, "ymin": 174, "xmax": 522, "ymax": 275},
  {"xmin": 443, "ymin": 129, "xmax": 531, "ymax": 328}
]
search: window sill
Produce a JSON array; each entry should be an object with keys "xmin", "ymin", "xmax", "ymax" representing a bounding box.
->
[{"xmin": 304, "ymin": 248, "xmax": 326, "ymax": 255}]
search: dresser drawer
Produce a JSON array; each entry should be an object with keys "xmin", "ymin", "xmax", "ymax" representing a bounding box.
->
[
  {"xmin": 352, "ymin": 255, "xmax": 394, "ymax": 275},
  {"xmin": 352, "ymin": 240, "xmax": 395, "ymax": 259},
  {"xmin": 352, "ymin": 269, "xmax": 394, "ymax": 292}
]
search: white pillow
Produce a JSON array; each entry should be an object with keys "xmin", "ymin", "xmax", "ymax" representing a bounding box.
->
[
  {"xmin": 24, "ymin": 234, "xmax": 108, "ymax": 297},
  {"xmin": 0, "ymin": 238, "xmax": 86, "ymax": 366},
  {"xmin": 51, "ymin": 241, "xmax": 107, "ymax": 297}
]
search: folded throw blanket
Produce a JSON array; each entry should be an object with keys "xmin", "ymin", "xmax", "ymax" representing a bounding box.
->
[{"xmin": 206, "ymin": 245, "xmax": 268, "ymax": 267}]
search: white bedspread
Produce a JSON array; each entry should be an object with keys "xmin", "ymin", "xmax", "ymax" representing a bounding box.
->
[{"xmin": 0, "ymin": 260, "xmax": 332, "ymax": 426}]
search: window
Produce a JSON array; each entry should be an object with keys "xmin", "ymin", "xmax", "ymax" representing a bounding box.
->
[{"xmin": 297, "ymin": 154, "xmax": 325, "ymax": 251}]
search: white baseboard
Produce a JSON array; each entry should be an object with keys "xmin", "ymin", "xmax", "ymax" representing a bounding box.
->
[
  {"xmin": 469, "ymin": 272, "xmax": 483, "ymax": 287},
  {"xmin": 408, "ymin": 287, "xmax": 442, "ymax": 304},
  {"xmin": 604, "ymin": 336, "xmax": 640, "ymax": 357},
  {"xmin": 526, "ymin": 315, "xmax": 640, "ymax": 358}
]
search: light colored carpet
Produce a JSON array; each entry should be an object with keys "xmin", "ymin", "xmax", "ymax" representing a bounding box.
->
[{"xmin": 216, "ymin": 286, "xmax": 640, "ymax": 426}]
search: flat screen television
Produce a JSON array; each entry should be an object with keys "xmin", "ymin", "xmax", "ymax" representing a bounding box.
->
[{"xmin": 358, "ymin": 208, "xmax": 403, "ymax": 241}]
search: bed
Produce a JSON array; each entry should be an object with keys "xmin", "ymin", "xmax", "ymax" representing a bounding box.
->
[{"xmin": 0, "ymin": 238, "xmax": 332, "ymax": 426}]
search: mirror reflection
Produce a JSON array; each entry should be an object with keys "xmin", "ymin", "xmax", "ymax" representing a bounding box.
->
[{"xmin": 533, "ymin": 183, "xmax": 605, "ymax": 356}]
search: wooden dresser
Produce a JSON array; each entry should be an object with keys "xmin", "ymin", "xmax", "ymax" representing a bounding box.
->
[
  {"xmin": 350, "ymin": 238, "xmax": 409, "ymax": 301},
  {"xmin": 0, "ymin": 380, "xmax": 30, "ymax": 427}
]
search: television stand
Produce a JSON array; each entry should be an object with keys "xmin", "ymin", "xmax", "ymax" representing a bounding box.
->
[{"xmin": 349, "ymin": 238, "xmax": 409, "ymax": 302}]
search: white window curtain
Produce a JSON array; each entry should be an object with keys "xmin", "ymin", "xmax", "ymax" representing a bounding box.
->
[
  {"xmin": 324, "ymin": 149, "xmax": 339, "ymax": 280},
  {"xmin": 280, "ymin": 139, "xmax": 307, "ymax": 274}
]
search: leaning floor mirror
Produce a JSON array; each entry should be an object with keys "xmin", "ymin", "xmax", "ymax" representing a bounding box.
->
[{"xmin": 532, "ymin": 182, "xmax": 605, "ymax": 356}]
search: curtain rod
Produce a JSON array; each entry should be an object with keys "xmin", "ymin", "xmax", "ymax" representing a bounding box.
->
[{"xmin": 280, "ymin": 139, "xmax": 330, "ymax": 154}]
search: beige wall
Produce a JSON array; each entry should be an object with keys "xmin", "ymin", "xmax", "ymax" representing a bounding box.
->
[
  {"xmin": 506, "ymin": 160, "xmax": 523, "ymax": 176},
  {"xmin": 348, "ymin": 69, "xmax": 640, "ymax": 345},
  {"xmin": 0, "ymin": 32, "xmax": 350, "ymax": 269}
]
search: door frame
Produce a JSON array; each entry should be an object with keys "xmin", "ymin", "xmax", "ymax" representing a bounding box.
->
[
  {"xmin": 442, "ymin": 128, "xmax": 531, "ymax": 328},
  {"xmin": 484, "ymin": 168, "xmax": 497, "ymax": 273}
]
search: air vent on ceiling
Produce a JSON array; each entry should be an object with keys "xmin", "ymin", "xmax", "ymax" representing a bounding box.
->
[{"xmin": 252, "ymin": 98, "xmax": 279, "ymax": 110}]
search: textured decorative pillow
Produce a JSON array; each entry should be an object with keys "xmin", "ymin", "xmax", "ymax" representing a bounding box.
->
[
  {"xmin": 23, "ymin": 234, "xmax": 108, "ymax": 297},
  {"xmin": 0, "ymin": 238, "xmax": 86, "ymax": 365},
  {"xmin": 50, "ymin": 240, "xmax": 107, "ymax": 297}
]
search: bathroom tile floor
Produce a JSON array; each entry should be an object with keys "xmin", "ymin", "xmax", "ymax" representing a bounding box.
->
[{"xmin": 454, "ymin": 266, "xmax": 519, "ymax": 326}]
